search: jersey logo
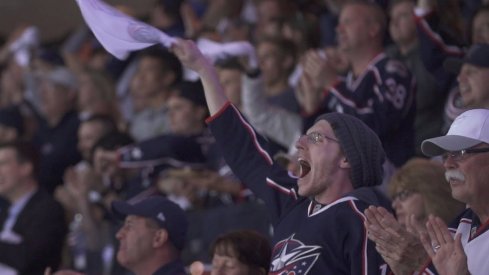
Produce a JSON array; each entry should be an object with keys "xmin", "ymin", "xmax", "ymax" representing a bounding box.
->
[
  {"xmin": 269, "ymin": 234, "xmax": 321, "ymax": 275},
  {"xmin": 385, "ymin": 60, "xmax": 408, "ymax": 78}
]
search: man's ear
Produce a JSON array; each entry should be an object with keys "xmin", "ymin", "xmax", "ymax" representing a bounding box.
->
[
  {"xmin": 20, "ymin": 161, "xmax": 33, "ymax": 177},
  {"xmin": 282, "ymin": 54, "xmax": 295, "ymax": 72},
  {"xmin": 162, "ymin": 72, "xmax": 176, "ymax": 87},
  {"xmin": 339, "ymin": 157, "xmax": 351, "ymax": 169},
  {"xmin": 195, "ymin": 106, "xmax": 208, "ymax": 120},
  {"xmin": 153, "ymin": 228, "xmax": 169, "ymax": 248}
]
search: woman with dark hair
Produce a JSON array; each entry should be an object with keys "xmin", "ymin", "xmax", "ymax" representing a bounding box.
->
[{"xmin": 210, "ymin": 230, "xmax": 271, "ymax": 275}]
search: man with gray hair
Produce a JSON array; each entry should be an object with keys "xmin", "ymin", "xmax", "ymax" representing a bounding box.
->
[
  {"xmin": 416, "ymin": 108, "xmax": 489, "ymax": 275},
  {"xmin": 33, "ymin": 66, "xmax": 81, "ymax": 193},
  {"xmin": 365, "ymin": 109, "xmax": 489, "ymax": 275}
]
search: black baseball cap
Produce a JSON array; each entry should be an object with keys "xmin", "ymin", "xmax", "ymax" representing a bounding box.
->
[
  {"xmin": 0, "ymin": 106, "xmax": 24, "ymax": 136},
  {"xmin": 444, "ymin": 44, "xmax": 489, "ymax": 74},
  {"xmin": 174, "ymin": 80, "xmax": 206, "ymax": 108},
  {"xmin": 112, "ymin": 196, "xmax": 188, "ymax": 250}
]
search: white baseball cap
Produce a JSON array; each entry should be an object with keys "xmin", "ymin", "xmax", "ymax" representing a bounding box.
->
[
  {"xmin": 422, "ymin": 109, "xmax": 489, "ymax": 156},
  {"xmin": 39, "ymin": 66, "xmax": 78, "ymax": 90}
]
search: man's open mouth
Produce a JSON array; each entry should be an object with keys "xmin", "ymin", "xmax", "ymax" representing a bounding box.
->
[{"xmin": 298, "ymin": 159, "xmax": 311, "ymax": 178}]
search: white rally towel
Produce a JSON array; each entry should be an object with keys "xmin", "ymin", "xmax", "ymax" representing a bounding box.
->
[
  {"xmin": 75, "ymin": 0, "xmax": 175, "ymax": 59},
  {"xmin": 75, "ymin": 0, "xmax": 259, "ymax": 81},
  {"xmin": 9, "ymin": 26, "xmax": 39, "ymax": 67},
  {"xmin": 196, "ymin": 38, "xmax": 258, "ymax": 69}
]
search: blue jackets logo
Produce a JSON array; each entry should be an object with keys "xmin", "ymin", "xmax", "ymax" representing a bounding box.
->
[{"xmin": 269, "ymin": 234, "xmax": 321, "ymax": 274}]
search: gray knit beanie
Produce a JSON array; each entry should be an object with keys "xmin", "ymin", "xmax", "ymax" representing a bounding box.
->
[{"xmin": 315, "ymin": 113, "xmax": 385, "ymax": 188}]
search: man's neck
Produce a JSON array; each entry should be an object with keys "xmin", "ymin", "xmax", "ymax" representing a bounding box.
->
[
  {"xmin": 314, "ymin": 173, "xmax": 354, "ymax": 205},
  {"xmin": 471, "ymin": 204, "xmax": 489, "ymax": 225},
  {"xmin": 180, "ymin": 125, "xmax": 204, "ymax": 136},
  {"xmin": 349, "ymin": 47, "xmax": 382, "ymax": 77},
  {"xmin": 8, "ymin": 181, "xmax": 37, "ymax": 204},
  {"xmin": 133, "ymin": 251, "xmax": 179, "ymax": 275},
  {"xmin": 46, "ymin": 112, "xmax": 68, "ymax": 128},
  {"xmin": 468, "ymin": 102, "xmax": 489, "ymax": 110},
  {"xmin": 265, "ymin": 81, "xmax": 289, "ymax": 97},
  {"xmin": 398, "ymin": 39, "xmax": 418, "ymax": 56},
  {"xmin": 148, "ymin": 92, "xmax": 170, "ymax": 110}
]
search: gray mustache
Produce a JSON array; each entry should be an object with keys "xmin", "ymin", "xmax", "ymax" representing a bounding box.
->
[{"xmin": 445, "ymin": 169, "xmax": 465, "ymax": 182}]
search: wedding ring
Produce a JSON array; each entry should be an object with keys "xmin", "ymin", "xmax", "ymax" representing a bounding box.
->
[{"xmin": 432, "ymin": 244, "xmax": 441, "ymax": 252}]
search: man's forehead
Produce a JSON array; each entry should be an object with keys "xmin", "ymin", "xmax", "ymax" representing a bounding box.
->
[
  {"xmin": 0, "ymin": 148, "xmax": 20, "ymax": 165},
  {"xmin": 139, "ymin": 57, "xmax": 163, "ymax": 69},
  {"xmin": 125, "ymin": 215, "xmax": 145, "ymax": 223},
  {"xmin": 309, "ymin": 120, "xmax": 335, "ymax": 135},
  {"xmin": 461, "ymin": 63, "xmax": 489, "ymax": 72},
  {"xmin": 390, "ymin": 1, "xmax": 414, "ymax": 14},
  {"xmin": 0, "ymin": 147, "xmax": 17, "ymax": 157},
  {"xmin": 342, "ymin": 3, "xmax": 369, "ymax": 15}
]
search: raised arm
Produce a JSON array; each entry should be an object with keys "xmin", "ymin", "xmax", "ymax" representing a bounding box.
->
[
  {"xmin": 170, "ymin": 39, "xmax": 227, "ymax": 115},
  {"xmin": 171, "ymin": 39, "xmax": 298, "ymax": 220}
]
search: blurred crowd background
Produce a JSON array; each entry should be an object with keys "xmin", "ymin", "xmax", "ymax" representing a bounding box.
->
[{"xmin": 0, "ymin": 0, "xmax": 488, "ymax": 274}]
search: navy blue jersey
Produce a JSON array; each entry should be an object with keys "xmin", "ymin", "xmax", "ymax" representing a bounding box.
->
[
  {"xmin": 420, "ymin": 208, "xmax": 489, "ymax": 275},
  {"xmin": 414, "ymin": 8, "xmax": 465, "ymax": 95},
  {"xmin": 207, "ymin": 103, "xmax": 389, "ymax": 274},
  {"xmin": 117, "ymin": 132, "xmax": 210, "ymax": 170},
  {"xmin": 314, "ymin": 53, "xmax": 416, "ymax": 167},
  {"xmin": 115, "ymin": 131, "xmax": 212, "ymax": 197},
  {"xmin": 33, "ymin": 110, "xmax": 81, "ymax": 194}
]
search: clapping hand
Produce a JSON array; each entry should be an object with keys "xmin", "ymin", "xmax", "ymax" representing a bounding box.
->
[
  {"xmin": 417, "ymin": 215, "xmax": 469, "ymax": 275},
  {"xmin": 364, "ymin": 206, "xmax": 427, "ymax": 275}
]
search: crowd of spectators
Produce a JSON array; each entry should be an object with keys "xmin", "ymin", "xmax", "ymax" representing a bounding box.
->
[{"xmin": 1, "ymin": 0, "xmax": 489, "ymax": 274}]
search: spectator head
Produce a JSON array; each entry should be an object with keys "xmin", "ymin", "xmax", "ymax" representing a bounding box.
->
[
  {"xmin": 0, "ymin": 106, "xmax": 24, "ymax": 142},
  {"xmin": 150, "ymin": 0, "xmax": 184, "ymax": 30},
  {"xmin": 471, "ymin": 5, "xmax": 489, "ymax": 44},
  {"xmin": 336, "ymin": 1, "xmax": 386, "ymax": 55},
  {"xmin": 112, "ymin": 196, "xmax": 188, "ymax": 273},
  {"xmin": 86, "ymin": 42, "xmax": 111, "ymax": 71},
  {"xmin": 295, "ymin": 112, "xmax": 385, "ymax": 203},
  {"xmin": 91, "ymin": 131, "xmax": 133, "ymax": 178},
  {"xmin": 77, "ymin": 68, "xmax": 117, "ymax": 119},
  {"xmin": 216, "ymin": 58, "xmax": 243, "ymax": 108},
  {"xmin": 256, "ymin": 36, "xmax": 297, "ymax": 89},
  {"xmin": 0, "ymin": 59, "xmax": 24, "ymax": 108},
  {"xmin": 210, "ymin": 230, "xmax": 271, "ymax": 275},
  {"xmin": 422, "ymin": 109, "xmax": 489, "ymax": 207},
  {"xmin": 167, "ymin": 80, "xmax": 208, "ymax": 135},
  {"xmin": 32, "ymin": 48, "xmax": 65, "ymax": 72},
  {"xmin": 78, "ymin": 115, "xmax": 117, "ymax": 161},
  {"xmin": 215, "ymin": 58, "xmax": 243, "ymax": 108},
  {"xmin": 38, "ymin": 66, "xmax": 78, "ymax": 126},
  {"xmin": 445, "ymin": 44, "xmax": 489, "ymax": 108},
  {"xmin": 389, "ymin": 158, "xmax": 465, "ymax": 227},
  {"xmin": 281, "ymin": 15, "xmax": 319, "ymax": 53},
  {"xmin": 0, "ymin": 141, "xmax": 39, "ymax": 202},
  {"xmin": 221, "ymin": 18, "xmax": 253, "ymax": 42},
  {"xmin": 388, "ymin": 0, "xmax": 417, "ymax": 52},
  {"xmin": 257, "ymin": 0, "xmax": 286, "ymax": 26},
  {"xmin": 325, "ymin": 0, "xmax": 346, "ymax": 15},
  {"xmin": 131, "ymin": 46, "xmax": 183, "ymax": 111}
]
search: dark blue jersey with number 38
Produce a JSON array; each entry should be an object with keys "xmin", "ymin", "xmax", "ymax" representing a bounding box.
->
[{"xmin": 317, "ymin": 53, "xmax": 416, "ymax": 168}]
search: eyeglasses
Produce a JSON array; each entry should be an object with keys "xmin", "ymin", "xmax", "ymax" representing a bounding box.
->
[
  {"xmin": 300, "ymin": 132, "xmax": 339, "ymax": 144},
  {"xmin": 391, "ymin": 189, "xmax": 415, "ymax": 202},
  {"xmin": 442, "ymin": 147, "xmax": 489, "ymax": 162}
]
